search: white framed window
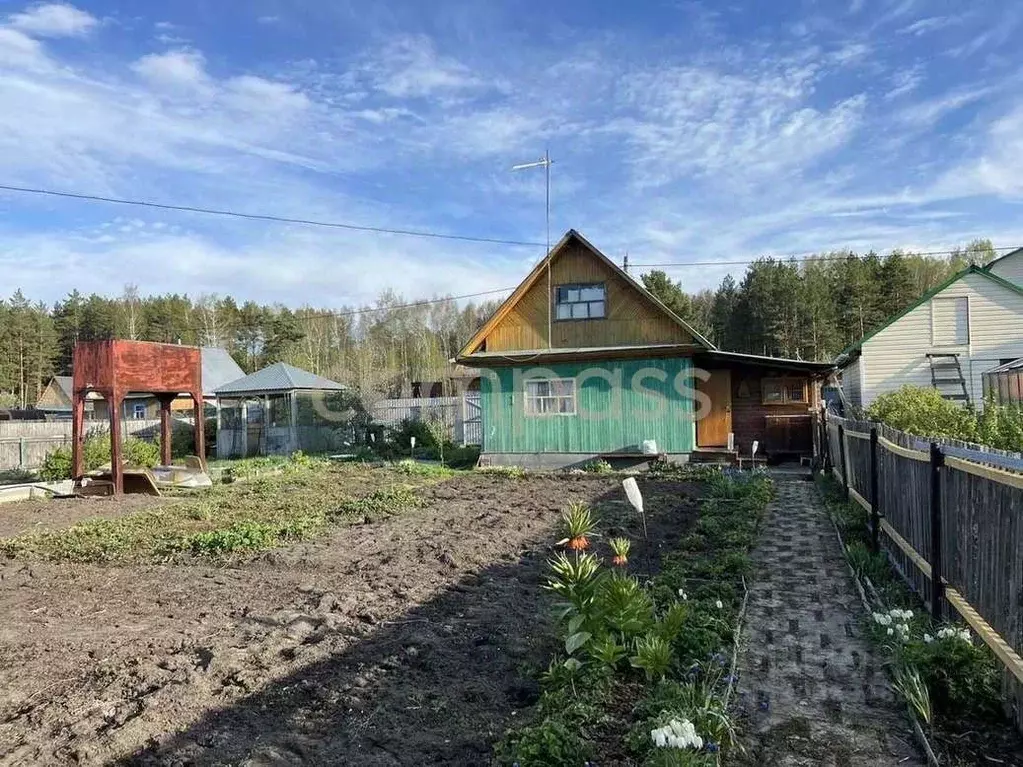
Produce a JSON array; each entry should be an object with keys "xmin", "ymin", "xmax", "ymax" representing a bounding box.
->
[
  {"xmin": 132, "ymin": 403, "xmax": 146, "ymax": 420},
  {"xmin": 524, "ymin": 378, "xmax": 576, "ymax": 416},
  {"xmin": 931, "ymin": 296, "xmax": 969, "ymax": 346},
  {"xmin": 555, "ymin": 283, "xmax": 606, "ymax": 320}
]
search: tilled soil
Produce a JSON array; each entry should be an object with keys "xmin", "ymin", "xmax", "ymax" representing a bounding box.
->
[
  {"xmin": 0, "ymin": 472, "xmax": 692, "ymax": 766},
  {"xmin": 0, "ymin": 494, "xmax": 177, "ymax": 539}
]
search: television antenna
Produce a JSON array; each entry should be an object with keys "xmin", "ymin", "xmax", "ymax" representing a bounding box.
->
[{"xmin": 512, "ymin": 149, "xmax": 554, "ymax": 347}]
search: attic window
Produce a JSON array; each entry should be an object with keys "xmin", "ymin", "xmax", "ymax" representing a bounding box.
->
[{"xmin": 555, "ymin": 283, "xmax": 606, "ymax": 320}]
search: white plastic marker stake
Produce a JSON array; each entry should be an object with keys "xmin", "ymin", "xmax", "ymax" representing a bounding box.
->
[
  {"xmin": 410, "ymin": 436, "xmax": 416, "ymax": 457},
  {"xmin": 751, "ymin": 440, "xmax": 759, "ymax": 458},
  {"xmin": 622, "ymin": 476, "xmax": 647, "ymax": 539}
]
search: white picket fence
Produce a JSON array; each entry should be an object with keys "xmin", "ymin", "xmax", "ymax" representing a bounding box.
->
[{"xmin": 371, "ymin": 394, "xmax": 481, "ymax": 446}]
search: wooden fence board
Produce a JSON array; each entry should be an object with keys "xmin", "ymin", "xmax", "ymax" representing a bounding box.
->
[{"xmin": 819, "ymin": 411, "xmax": 1023, "ymax": 730}]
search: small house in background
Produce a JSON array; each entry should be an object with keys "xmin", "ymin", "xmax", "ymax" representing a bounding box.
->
[
  {"xmin": 36, "ymin": 376, "xmax": 89, "ymax": 420},
  {"xmin": 836, "ymin": 255, "xmax": 1023, "ymax": 411},
  {"xmin": 455, "ymin": 229, "xmax": 830, "ymax": 468},
  {"xmin": 215, "ymin": 362, "xmax": 355, "ymax": 457}
]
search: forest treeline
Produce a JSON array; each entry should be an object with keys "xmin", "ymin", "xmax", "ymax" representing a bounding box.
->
[{"xmin": 0, "ymin": 240, "xmax": 996, "ymax": 409}]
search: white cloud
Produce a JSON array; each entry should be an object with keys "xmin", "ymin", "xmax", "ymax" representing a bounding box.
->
[
  {"xmin": 7, "ymin": 2, "xmax": 97, "ymax": 38},
  {"xmin": 936, "ymin": 104, "xmax": 1023, "ymax": 198},
  {"xmin": 358, "ymin": 35, "xmax": 485, "ymax": 99},
  {"xmin": 895, "ymin": 86, "xmax": 993, "ymax": 126},
  {"xmin": 885, "ymin": 66, "xmax": 924, "ymax": 99},
  {"xmin": 899, "ymin": 16, "xmax": 958, "ymax": 36},
  {"xmin": 610, "ymin": 63, "xmax": 865, "ymax": 188},
  {"xmin": 0, "ymin": 27, "xmax": 47, "ymax": 68},
  {"xmin": 132, "ymin": 49, "xmax": 209, "ymax": 88}
]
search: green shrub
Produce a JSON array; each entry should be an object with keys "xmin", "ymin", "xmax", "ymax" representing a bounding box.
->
[
  {"xmin": 38, "ymin": 434, "xmax": 159, "ymax": 480},
  {"xmin": 583, "ymin": 458, "xmax": 613, "ymax": 474},
  {"xmin": 494, "ymin": 717, "xmax": 592, "ymax": 767},
  {"xmin": 866, "ymin": 386, "xmax": 978, "ymax": 441},
  {"xmin": 39, "ymin": 447, "xmax": 73, "ymax": 481},
  {"xmin": 445, "ymin": 444, "xmax": 480, "ymax": 468},
  {"xmin": 898, "ymin": 627, "xmax": 1002, "ymax": 719},
  {"xmin": 170, "ymin": 417, "xmax": 218, "ymax": 458}
]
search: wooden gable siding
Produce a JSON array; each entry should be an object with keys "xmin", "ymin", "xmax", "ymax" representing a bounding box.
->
[{"xmin": 485, "ymin": 241, "xmax": 696, "ymax": 352}]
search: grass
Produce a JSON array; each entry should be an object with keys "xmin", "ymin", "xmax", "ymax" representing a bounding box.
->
[
  {"xmin": 0, "ymin": 460, "xmax": 433, "ymax": 563},
  {"xmin": 476, "ymin": 465, "xmax": 528, "ymax": 478}
]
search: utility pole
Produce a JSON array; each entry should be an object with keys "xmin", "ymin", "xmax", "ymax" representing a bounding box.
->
[
  {"xmin": 623, "ymin": 253, "xmax": 630, "ymax": 273},
  {"xmin": 512, "ymin": 149, "xmax": 554, "ymax": 348}
]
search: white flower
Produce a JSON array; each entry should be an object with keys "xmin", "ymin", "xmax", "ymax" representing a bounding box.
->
[
  {"xmin": 652, "ymin": 719, "xmax": 704, "ymax": 750},
  {"xmin": 678, "ymin": 589, "xmax": 688, "ymax": 601},
  {"xmin": 715, "ymin": 600, "xmax": 724, "ymax": 609},
  {"xmin": 887, "ymin": 627, "xmax": 894, "ymax": 636},
  {"xmin": 924, "ymin": 634, "xmax": 933, "ymax": 644}
]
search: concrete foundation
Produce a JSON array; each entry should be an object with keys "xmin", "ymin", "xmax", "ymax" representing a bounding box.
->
[{"xmin": 480, "ymin": 452, "xmax": 692, "ymax": 471}]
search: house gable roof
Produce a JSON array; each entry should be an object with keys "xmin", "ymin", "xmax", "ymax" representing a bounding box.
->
[
  {"xmin": 457, "ymin": 229, "xmax": 714, "ymax": 360},
  {"xmin": 837, "ymin": 265, "xmax": 1023, "ymax": 362},
  {"xmin": 201, "ymin": 347, "xmax": 246, "ymax": 395},
  {"xmin": 215, "ymin": 362, "xmax": 346, "ymax": 395},
  {"xmin": 982, "ymin": 247, "xmax": 1023, "ymax": 274}
]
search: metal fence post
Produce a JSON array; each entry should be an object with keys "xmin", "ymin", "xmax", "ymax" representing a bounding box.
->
[
  {"xmin": 838, "ymin": 423, "xmax": 849, "ymax": 499},
  {"xmin": 869, "ymin": 427, "xmax": 880, "ymax": 552},
  {"xmin": 929, "ymin": 442, "xmax": 944, "ymax": 620},
  {"xmin": 19, "ymin": 437, "xmax": 26, "ymax": 470}
]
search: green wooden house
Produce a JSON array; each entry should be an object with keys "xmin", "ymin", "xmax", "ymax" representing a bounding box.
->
[{"xmin": 456, "ymin": 230, "xmax": 831, "ymax": 468}]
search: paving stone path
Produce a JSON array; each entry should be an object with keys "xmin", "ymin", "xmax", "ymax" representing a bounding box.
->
[{"xmin": 735, "ymin": 478, "xmax": 925, "ymax": 766}]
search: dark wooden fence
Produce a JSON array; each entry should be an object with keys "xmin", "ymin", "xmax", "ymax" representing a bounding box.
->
[{"xmin": 817, "ymin": 411, "xmax": 1023, "ymax": 730}]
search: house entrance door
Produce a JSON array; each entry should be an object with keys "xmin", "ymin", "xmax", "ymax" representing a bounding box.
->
[{"xmin": 696, "ymin": 370, "xmax": 732, "ymax": 448}]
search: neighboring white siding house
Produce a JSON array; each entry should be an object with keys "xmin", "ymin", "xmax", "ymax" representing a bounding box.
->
[
  {"xmin": 987, "ymin": 247, "xmax": 1023, "ymax": 287},
  {"xmin": 838, "ymin": 264, "xmax": 1023, "ymax": 410}
]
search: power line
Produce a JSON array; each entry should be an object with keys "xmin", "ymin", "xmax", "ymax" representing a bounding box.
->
[
  {"xmin": 283, "ymin": 287, "xmax": 514, "ymax": 322},
  {"xmin": 3, "ymin": 181, "xmax": 1014, "ymax": 267},
  {"xmin": 630, "ymin": 245, "xmax": 1021, "ymax": 269},
  {"xmin": 0, "ymin": 183, "xmax": 545, "ymax": 248}
]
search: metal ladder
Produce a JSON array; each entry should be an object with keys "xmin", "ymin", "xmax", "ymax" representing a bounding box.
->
[{"xmin": 926, "ymin": 353, "xmax": 970, "ymax": 404}]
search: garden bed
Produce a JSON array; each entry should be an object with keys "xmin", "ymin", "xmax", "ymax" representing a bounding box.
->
[
  {"xmin": 495, "ymin": 467, "xmax": 774, "ymax": 766},
  {"xmin": 818, "ymin": 476, "xmax": 1023, "ymax": 766},
  {"xmin": 1, "ymin": 466, "xmax": 702, "ymax": 765}
]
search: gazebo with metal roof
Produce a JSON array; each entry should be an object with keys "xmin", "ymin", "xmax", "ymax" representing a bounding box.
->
[{"xmin": 214, "ymin": 362, "xmax": 349, "ymax": 457}]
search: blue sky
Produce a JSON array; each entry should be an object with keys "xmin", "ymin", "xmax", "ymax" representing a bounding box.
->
[{"xmin": 2, "ymin": 0, "xmax": 1023, "ymax": 307}]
